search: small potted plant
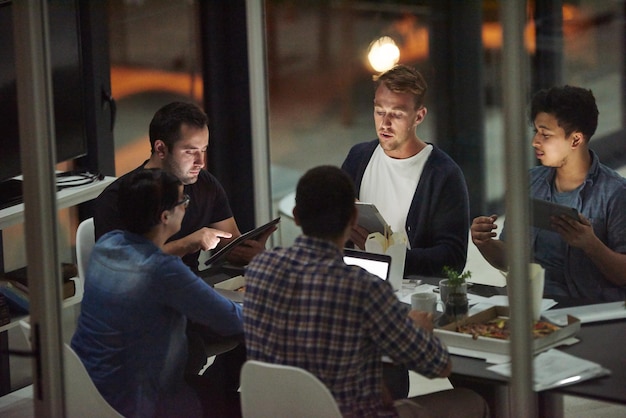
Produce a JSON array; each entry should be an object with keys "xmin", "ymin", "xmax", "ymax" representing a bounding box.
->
[
  {"xmin": 440, "ymin": 266, "xmax": 472, "ymax": 323},
  {"xmin": 441, "ymin": 266, "xmax": 471, "ymax": 296}
]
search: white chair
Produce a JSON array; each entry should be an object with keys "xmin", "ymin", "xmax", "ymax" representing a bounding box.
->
[
  {"xmin": 14, "ymin": 321, "xmax": 121, "ymax": 418},
  {"xmin": 63, "ymin": 343, "xmax": 123, "ymax": 417},
  {"xmin": 76, "ymin": 217, "xmax": 95, "ymax": 281},
  {"xmin": 239, "ymin": 360, "xmax": 342, "ymax": 418}
]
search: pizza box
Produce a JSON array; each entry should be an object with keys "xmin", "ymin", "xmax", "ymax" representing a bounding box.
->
[
  {"xmin": 213, "ymin": 275, "xmax": 246, "ymax": 303},
  {"xmin": 433, "ymin": 306, "xmax": 580, "ymax": 355},
  {"xmin": 214, "ymin": 275, "xmax": 245, "ymax": 291}
]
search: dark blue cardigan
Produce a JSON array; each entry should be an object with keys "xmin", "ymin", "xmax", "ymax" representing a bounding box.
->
[{"xmin": 341, "ymin": 140, "xmax": 469, "ymax": 277}]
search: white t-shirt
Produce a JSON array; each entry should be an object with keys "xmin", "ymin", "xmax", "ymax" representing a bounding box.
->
[{"xmin": 360, "ymin": 144, "xmax": 433, "ymax": 236}]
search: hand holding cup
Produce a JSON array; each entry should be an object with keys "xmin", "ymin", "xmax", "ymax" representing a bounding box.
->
[{"xmin": 411, "ymin": 292, "xmax": 444, "ymax": 315}]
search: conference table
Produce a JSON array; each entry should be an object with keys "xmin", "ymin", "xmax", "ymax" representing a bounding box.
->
[
  {"xmin": 204, "ymin": 266, "xmax": 624, "ymax": 417},
  {"xmin": 412, "ymin": 277, "xmax": 626, "ymax": 418}
]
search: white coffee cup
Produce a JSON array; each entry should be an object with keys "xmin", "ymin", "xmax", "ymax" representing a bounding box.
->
[
  {"xmin": 529, "ymin": 263, "xmax": 545, "ymax": 321},
  {"xmin": 411, "ymin": 292, "xmax": 444, "ymax": 314},
  {"xmin": 504, "ymin": 263, "xmax": 545, "ymax": 321}
]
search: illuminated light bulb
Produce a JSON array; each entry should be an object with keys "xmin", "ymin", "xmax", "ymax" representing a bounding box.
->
[{"xmin": 367, "ymin": 36, "xmax": 400, "ymax": 72}]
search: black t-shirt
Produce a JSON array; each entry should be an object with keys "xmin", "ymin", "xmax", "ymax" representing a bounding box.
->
[{"xmin": 94, "ymin": 163, "xmax": 233, "ymax": 272}]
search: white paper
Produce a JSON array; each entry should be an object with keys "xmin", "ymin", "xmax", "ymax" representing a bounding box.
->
[
  {"xmin": 487, "ymin": 348, "xmax": 610, "ymax": 391},
  {"xmin": 542, "ymin": 301, "xmax": 626, "ymax": 326},
  {"xmin": 483, "ymin": 295, "xmax": 557, "ymax": 312}
]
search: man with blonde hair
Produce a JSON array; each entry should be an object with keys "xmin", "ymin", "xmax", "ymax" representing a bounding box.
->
[{"xmin": 342, "ymin": 65, "xmax": 470, "ymax": 278}]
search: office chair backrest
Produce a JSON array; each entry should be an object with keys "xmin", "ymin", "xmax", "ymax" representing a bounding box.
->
[
  {"xmin": 76, "ymin": 217, "xmax": 95, "ymax": 280},
  {"xmin": 240, "ymin": 360, "xmax": 342, "ymax": 418},
  {"xmin": 64, "ymin": 343, "xmax": 123, "ymax": 417}
]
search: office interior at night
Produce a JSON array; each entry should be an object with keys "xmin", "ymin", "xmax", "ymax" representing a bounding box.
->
[{"xmin": 1, "ymin": 1, "xmax": 626, "ymax": 416}]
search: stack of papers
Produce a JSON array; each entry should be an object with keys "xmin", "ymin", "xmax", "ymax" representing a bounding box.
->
[
  {"xmin": 542, "ymin": 301, "xmax": 626, "ymax": 326},
  {"xmin": 487, "ymin": 349, "xmax": 610, "ymax": 391},
  {"xmin": 469, "ymin": 295, "xmax": 557, "ymax": 316}
]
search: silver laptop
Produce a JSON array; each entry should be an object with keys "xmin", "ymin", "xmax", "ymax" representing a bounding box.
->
[{"xmin": 343, "ymin": 249, "xmax": 392, "ymax": 282}]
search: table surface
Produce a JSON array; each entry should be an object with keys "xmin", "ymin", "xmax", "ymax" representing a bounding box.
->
[
  {"xmin": 205, "ymin": 271, "xmax": 624, "ymax": 404},
  {"xmin": 437, "ymin": 284, "xmax": 626, "ymax": 404},
  {"xmin": 448, "ymin": 318, "xmax": 625, "ymax": 403}
]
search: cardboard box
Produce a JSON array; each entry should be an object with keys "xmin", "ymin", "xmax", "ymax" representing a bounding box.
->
[
  {"xmin": 433, "ymin": 306, "xmax": 581, "ymax": 355},
  {"xmin": 214, "ymin": 275, "xmax": 245, "ymax": 291},
  {"xmin": 214, "ymin": 275, "xmax": 245, "ymax": 303}
]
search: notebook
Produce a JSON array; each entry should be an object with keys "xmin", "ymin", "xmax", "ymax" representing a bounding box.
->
[{"xmin": 343, "ymin": 248, "xmax": 392, "ymax": 282}]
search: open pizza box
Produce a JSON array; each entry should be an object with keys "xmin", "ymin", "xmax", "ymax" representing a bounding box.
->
[
  {"xmin": 213, "ymin": 275, "xmax": 246, "ymax": 303},
  {"xmin": 433, "ymin": 306, "xmax": 581, "ymax": 356},
  {"xmin": 214, "ymin": 275, "xmax": 245, "ymax": 291}
]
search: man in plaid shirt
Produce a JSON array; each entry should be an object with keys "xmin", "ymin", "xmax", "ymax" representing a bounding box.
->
[{"xmin": 244, "ymin": 165, "xmax": 488, "ymax": 417}]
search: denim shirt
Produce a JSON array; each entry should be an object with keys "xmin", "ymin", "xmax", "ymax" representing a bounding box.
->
[
  {"xmin": 504, "ymin": 151, "xmax": 626, "ymax": 301},
  {"xmin": 71, "ymin": 230, "xmax": 243, "ymax": 417}
]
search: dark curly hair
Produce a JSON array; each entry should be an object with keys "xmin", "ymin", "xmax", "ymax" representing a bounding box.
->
[
  {"xmin": 295, "ymin": 165, "xmax": 356, "ymax": 239},
  {"xmin": 530, "ymin": 85, "xmax": 598, "ymax": 141}
]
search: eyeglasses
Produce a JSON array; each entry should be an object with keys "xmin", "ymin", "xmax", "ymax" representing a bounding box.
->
[{"xmin": 174, "ymin": 194, "xmax": 190, "ymax": 208}]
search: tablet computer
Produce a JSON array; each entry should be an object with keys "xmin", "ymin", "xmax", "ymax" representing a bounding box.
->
[
  {"xmin": 355, "ymin": 202, "xmax": 390, "ymax": 235},
  {"xmin": 204, "ymin": 217, "xmax": 280, "ymax": 267},
  {"xmin": 531, "ymin": 198, "xmax": 580, "ymax": 231}
]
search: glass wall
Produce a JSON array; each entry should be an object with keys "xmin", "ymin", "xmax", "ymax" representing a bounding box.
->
[
  {"xmin": 264, "ymin": 0, "xmax": 625, "ymax": 224},
  {"xmin": 107, "ymin": 0, "xmax": 203, "ymax": 176},
  {"xmin": 106, "ymin": 0, "xmax": 626, "ymax": 237}
]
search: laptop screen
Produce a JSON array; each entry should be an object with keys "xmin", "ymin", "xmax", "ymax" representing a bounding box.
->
[{"xmin": 343, "ymin": 249, "xmax": 391, "ymax": 281}]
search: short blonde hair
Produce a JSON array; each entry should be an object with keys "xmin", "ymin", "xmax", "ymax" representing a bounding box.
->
[{"xmin": 373, "ymin": 65, "xmax": 427, "ymax": 109}]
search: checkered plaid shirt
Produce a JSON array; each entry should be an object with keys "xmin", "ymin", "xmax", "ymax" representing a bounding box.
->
[{"xmin": 243, "ymin": 235, "xmax": 449, "ymax": 417}]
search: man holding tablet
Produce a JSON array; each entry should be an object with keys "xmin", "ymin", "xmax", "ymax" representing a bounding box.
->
[
  {"xmin": 95, "ymin": 101, "xmax": 276, "ymax": 273},
  {"xmin": 471, "ymin": 86, "xmax": 626, "ymax": 302},
  {"xmin": 94, "ymin": 101, "xmax": 274, "ymax": 408},
  {"xmin": 341, "ymin": 65, "xmax": 470, "ymax": 278}
]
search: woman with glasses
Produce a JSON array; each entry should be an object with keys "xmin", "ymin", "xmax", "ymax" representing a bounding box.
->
[{"xmin": 71, "ymin": 168, "xmax": 243, "ymax": 418}]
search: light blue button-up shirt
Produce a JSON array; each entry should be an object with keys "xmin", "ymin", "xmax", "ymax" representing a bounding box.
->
[{"xmin": 502, "ymin": 151, "xmax": 626, "ymax": 301}]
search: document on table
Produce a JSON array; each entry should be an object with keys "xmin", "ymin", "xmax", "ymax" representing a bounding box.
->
[
  {"xmin": 542, "ymin": 301, "xmax": 626, "ymax": 326},
  {"xmin": 487, "ymin": 349, "xmax": 610, "ymax": 391},
  {"xmin": 469, "ymin": 295, "xmax": 557, "ymax": 316}
]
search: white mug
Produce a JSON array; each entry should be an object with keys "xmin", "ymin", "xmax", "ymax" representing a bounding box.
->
[{"xmin": 411, "ymin": 292, "xmax": 444, "ymax": 314}]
